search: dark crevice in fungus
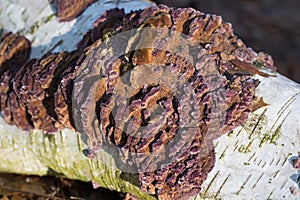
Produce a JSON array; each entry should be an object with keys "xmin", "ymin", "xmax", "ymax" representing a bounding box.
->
[{"xmin": 0, "ymin": 5, "xmax": 277, "ymax": 200}]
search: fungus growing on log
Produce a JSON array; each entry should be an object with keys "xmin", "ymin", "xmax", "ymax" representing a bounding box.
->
[
  {"xmin": 0, "ymin": 5, "xmax": 276, "ymax": 200},
  {"xmin": 0, "ymin": 32, "xmax": 31, "ymax": 74}
]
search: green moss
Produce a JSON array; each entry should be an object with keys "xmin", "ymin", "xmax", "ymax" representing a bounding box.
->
[
  {"xmin": 259, "ymin": 133, "xmax": 270, "ymax": 147},
  {"xmin": 259, "ymin": 125, "xmax": 282, "ymax": 147},
  {"xmin": 270, "ymin": 125, "xmax": 282, "ymax": 144},
  {"xmin": 0, "ymin": 129, "xmax": 156, "ymax": 200},
  {"xmin": 18, "ymin": 14, "xmax": 56, "ymax": 35},
  {"xmin": 28, "ymin": 21, "xmax": 40, "ymax": 34},
  {"xmin": 238, "ymin": 141, "xmax": 252, "ymax": 153},
  {"xmin": 39, "ymin": 131, "xmax": 156, "ymax": 200},
  {"xmin": 103, "ymin": 29, "xmax": 117, "ymax": 45},
  {"xmin": 219, "ymin": 152, "xmax": 225, "ymax": 159},
  {"xmin": 199, "ymin": 193, "xmax": 221, "ymax": 200},
  {"xmin": 253, "ymin": 60, "xmax": 265, "ymax": 68},
  {"xmin": 239, "ymin": 110, "xmax": 283, "ymax": 148},
  {"xmin": 238, "ymin": 145, "xmax": 246, "ymax": 153},
  {"xmin": 241, "ymin": 110, "xmax": 267, "ymax": 141},
  {"xmin": 227, "ymin": 131, "xmax": 234, "ymax": 137},
  {"xmin": 42, "ymin": 14, "xmax": 56, "ymax": 23}
]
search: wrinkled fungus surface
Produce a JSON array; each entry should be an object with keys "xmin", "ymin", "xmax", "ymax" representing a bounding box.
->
[
  {"xmin": 0, "ymin": 5, "xmax": 276, "ymax": 200},
  {"xmin": 49, "ymin": 0, "xmax": 98, "ymax": 22}
]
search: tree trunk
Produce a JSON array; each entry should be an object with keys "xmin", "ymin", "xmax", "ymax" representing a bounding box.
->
[{"xmin": 0, "ymin": 1, "xmax": 299, "ymax": 199}]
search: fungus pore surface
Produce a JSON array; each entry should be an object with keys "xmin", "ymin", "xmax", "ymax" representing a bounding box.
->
[{"xmin": 0, "ymin": 5, "xmax": 276, "ymax": 200}]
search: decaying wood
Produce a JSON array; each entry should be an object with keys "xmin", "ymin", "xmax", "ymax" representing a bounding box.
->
[{"xmin": 0, "ymin": 1, "xmax": 299, "ymax": 200}]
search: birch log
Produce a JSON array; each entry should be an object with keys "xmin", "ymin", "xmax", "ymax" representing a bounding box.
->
[{"xmin": 0, "ymin": 1, "xmax": 299, "ymax": 200}]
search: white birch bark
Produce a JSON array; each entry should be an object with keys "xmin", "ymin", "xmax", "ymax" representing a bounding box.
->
[{"xmin": 0, "ymin": 1, "xmax": 299, "ymax": 199}]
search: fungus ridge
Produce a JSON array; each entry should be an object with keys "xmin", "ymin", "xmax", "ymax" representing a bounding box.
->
[{"xmin": 0, "ymin": 5, "xmax": 276, "ymax": 200}]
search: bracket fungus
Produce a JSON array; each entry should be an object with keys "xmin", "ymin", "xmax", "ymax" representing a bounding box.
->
[
  {"xmin": 0, "ymin": 5, "xmax": 276, "ymax": 200},
  {"xmin": 49, "ymin": 0, "xmax": 98, "ymax": 22}
]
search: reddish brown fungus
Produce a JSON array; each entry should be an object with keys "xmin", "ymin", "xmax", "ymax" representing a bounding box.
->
[
  {"xmin": 49, "ymin": 0, "xmax": 98, "ymax": 22},
  {"xmin": 0, "ymin": 32, "xmax": 31, "ymax": 74},
  {"xmin": 0, "ymin": 5, "xmax": 276, "ymax": 200}
]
